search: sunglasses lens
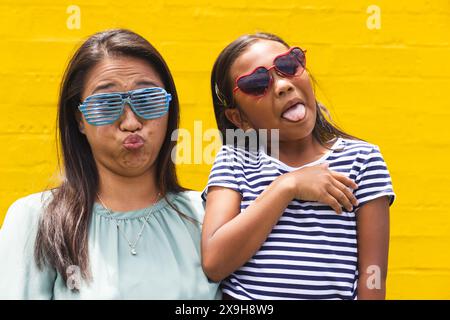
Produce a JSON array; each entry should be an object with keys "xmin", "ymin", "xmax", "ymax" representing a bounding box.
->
[
  {"xmin": 237, "ymin": 67, "xmax": 270, "ymax": 96},
  {"xmin": 130, "ymin": 88, "xmax": 170, "ymax": 119},
  {"xmin": 275, "ymin": 48, "xmax": 306, "ymax": 75},
  {"xmin": 292, "ymin": 47, "xmax": 306, "ymax": 67},
  {"xmin": 80, "ymin": 94, "xmax": 123, "ymax": 126}
]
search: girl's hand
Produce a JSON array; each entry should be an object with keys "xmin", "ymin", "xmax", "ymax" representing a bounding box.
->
[{"xmin": 282, "ymin": 163, "xmax": 359, "ymax": 214}]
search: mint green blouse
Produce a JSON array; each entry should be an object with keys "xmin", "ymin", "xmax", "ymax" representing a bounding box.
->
[{"xmin": 0, "ymin": 191, "xmax": 221, "ymax": 299}]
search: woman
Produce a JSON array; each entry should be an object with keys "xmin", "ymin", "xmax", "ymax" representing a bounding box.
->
[{"xmin": 0, "ymin": 29, "xmax": 220, "ymax": 299}]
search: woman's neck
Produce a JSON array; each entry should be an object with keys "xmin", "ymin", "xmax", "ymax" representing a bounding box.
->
[
  {"xmin": 278, "ymin": 135, "xmax": 330, "ymax": 168},
  {"xmin": 96, "ymin": 165, "xmax": 160, "ymax": 212}
]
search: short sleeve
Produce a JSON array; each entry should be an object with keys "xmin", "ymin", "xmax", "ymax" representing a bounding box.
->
[
  {"xmin": 0, "ymin": 193, "xmax": 56, "ymax": 299},
  {"xmin": 201, "ymin": 145, "xmax": 242, "ymax": 201},
  {"xmin": 354, "ymin": 145, "xmax": 395, "ymax": 210}
]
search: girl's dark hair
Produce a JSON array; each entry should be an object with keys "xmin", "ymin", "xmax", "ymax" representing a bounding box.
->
[
  {"xmin": 211, "ymin": 32, "xmax": 359, "ymax": 147},
  {"xmin": 35, "ymin": 29, "xmax": 186, "ymax": 283}
]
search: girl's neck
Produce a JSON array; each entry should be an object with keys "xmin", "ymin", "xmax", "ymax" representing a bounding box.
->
[
  {"xmin": 278, "ymin": 135, "xmax": 330, "ymax": 168},
  {"xmin": 96, "ymin": 165, "xmax": 160, "ymax": 212}
]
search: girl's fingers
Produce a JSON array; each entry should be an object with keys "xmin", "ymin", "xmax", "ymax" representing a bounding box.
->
[
  {"xmin": 326, "ymin": 184, "xmax": 353, "ymax": 212},
  {"xmin": 331, "ymin": 179, "xmax": 359, "ymax": 207},
  {"xmin": 322, "ymin": 193, "xmax": 342, "ymax": 214},
  {"xmin": 331, "ymin": 171, "xmax": 358, "ymax": 190}
]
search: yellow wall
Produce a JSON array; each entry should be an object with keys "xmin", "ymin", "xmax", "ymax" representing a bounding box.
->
[{"xmin": 0, "ymin": 0, "xmax": 449, "ymax": 299}]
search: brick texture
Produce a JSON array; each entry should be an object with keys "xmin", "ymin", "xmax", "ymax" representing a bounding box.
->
[{"xmin": 0, "ymin": 0, "xmax": 449, "ymax": 299}]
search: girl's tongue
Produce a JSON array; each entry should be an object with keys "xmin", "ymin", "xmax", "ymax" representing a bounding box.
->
[{"xmin": 282, "ymin": 103, "xmax": 306, "ymax": 122}]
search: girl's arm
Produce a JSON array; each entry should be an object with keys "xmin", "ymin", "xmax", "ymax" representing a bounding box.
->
[
  {"xmin": 356, "ymin": 196, "xmax": 390, "ymax": 299},
  {"xmin": 202, "ymin": 164, "xmax": 358, "ymax": 282},
  {"xmin": 202, "ymin": 179, "xmax": 291, "ymax": 282}
]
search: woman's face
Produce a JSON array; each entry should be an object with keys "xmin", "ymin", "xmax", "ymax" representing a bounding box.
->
[
  {"xmin": 228, "ymin": 40, "xmax": 317, "ymax": 142},
  {"xmin": 79, "ymin": 56, "xmax": 168, "ymax": 178}
]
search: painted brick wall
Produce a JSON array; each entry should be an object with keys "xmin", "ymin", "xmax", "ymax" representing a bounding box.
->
[{"xmin": 0, "ymin": 0, "xmax": 449, "ymax": 299}]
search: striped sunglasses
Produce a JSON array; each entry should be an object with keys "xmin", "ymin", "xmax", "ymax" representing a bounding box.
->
[{"xmin": 78, "ymin": 87, "xmax": 171, "ymax": 126}]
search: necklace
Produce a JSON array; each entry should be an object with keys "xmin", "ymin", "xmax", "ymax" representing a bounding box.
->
[{"xmin": 97, "ymin": 192, "xmax": 160, "ymax": 256}]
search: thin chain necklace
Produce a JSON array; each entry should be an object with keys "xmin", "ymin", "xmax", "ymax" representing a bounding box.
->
[{"xmin": 97, "ymin": 193, "xmax": 160, "ymax": 256}]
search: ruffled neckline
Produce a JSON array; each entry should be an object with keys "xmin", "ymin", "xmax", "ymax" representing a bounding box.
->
[{"xmin": 93, "ymin": 192, "xmax": 177, "ymax": 220}]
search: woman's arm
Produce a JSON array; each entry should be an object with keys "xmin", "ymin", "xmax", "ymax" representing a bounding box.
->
[
  {"xmin": 202, "ymin": 164, "xmax": 359, "ymax": 282},
  {"xmin": 0, "ymin": 194, "xmax": 56, "ymax": 299},
  {"xmin": 356, "ymin": 196, "xmax": 390, "ymax": 299}
]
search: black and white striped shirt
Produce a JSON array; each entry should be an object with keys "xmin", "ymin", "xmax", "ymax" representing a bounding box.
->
[{"xmin": 202, "ymin": 138, "xmax": 395, "ymax": 300}]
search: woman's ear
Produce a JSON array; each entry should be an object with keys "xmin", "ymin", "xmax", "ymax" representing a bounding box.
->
[
  {"xmin": 77, "ymin": 113, "xmax": 86, "ymax": 134},
  {"xmin": 224, "ymin": 108, "xmax": 252, "ymax": 131}
]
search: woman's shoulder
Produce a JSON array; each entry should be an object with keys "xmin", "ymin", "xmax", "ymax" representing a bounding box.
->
[
  {"xmin": 2, "ymin": 191, "xmax": 52, "ymax": 230},
  {"xmin": 7, "ymin": 191, "xmax": 52, "ymax": 213},
  {"xmin": 168, "ymin": 190, "xmax": 205, "ymax": 223}
]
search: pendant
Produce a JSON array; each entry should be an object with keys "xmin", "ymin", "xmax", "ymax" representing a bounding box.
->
[{"xmin": 131, "ymin": 248, "xmax": 137, "ymax": 255}]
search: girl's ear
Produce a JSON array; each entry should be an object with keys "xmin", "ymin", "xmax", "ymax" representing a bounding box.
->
[{"xmin": 224, "ymin": 108, "xmax": 252, "ymax": 131}]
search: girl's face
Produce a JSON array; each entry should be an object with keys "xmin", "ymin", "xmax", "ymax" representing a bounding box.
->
[
  {"xmin": 79, "ymin": 56, "xmax": 168, "ymax": 178},
  {"xmin": 227, "ymin": 40, "xmax": 317, "ymax": 142}
]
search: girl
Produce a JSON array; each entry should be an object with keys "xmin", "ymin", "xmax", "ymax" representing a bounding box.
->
[{"xmin": 201, "ymin": 33, "xmax": 395, "ymax": 300}]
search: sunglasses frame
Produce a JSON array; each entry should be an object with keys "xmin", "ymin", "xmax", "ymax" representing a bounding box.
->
[
  {"xmin": 233, "ymin": 47, "xmax": 307, "ymax": 97},
  {"xmin": 78, "ymin": 87, "xmax": 171, "ymax": 126}
]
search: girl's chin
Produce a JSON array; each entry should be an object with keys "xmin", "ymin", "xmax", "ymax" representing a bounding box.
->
[{"xmin": 279, "ymin": 127, "xmax": 315, "ymax": 141}]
